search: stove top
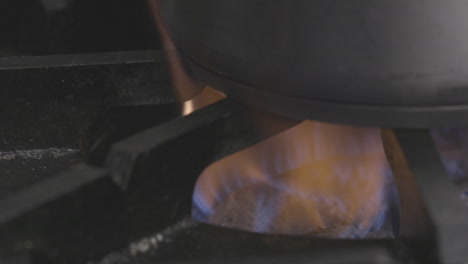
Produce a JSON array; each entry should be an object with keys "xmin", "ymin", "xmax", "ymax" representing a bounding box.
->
[{"xmin": 0, "ymin": 1, "xmax": 467, "ymax": 263}]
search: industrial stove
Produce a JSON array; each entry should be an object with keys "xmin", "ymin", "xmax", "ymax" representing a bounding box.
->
[{"xmin": 0, "ymin": 1, "xmax": 467, "ymax": 264}]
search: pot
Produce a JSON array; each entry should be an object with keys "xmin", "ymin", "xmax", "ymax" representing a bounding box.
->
[{"xmin": 159, "ymin": 0, "xmax": 468, "ymax": 127}]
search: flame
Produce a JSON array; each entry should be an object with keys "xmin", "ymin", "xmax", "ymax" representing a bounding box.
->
[
  {"xmin": 193, "ymin": 121, "xmax": 394, "ymax": 238},
  {"xmin": 183, "ymin": 87, "xmax": 226, "ymax": 116},
  {"xmin": 148, "ymin": 0, "xmax": 205, "ymax": 102},
  {"xmin": 431, "ymin": 128, "xmax": 468, "ymax": 182},
  {"xmin": 148, "ymin": 0, "xmax": 225, "ymax": 114}
]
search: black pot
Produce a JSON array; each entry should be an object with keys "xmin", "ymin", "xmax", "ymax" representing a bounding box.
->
[{"xmin": 159, "ymin": 0, "xmax": 468, "ymax": 127}]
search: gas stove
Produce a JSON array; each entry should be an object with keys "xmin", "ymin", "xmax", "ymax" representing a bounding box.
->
[{"xmin": 0, "ymin": 1, "xmax": 467, "ymax": 264}]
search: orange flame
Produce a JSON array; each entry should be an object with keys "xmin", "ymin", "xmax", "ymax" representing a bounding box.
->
[
  {"xmin": 148, "ymin": 0, "xmax": 204, "ymax": 102},
  {"xmin": 193, "ymin": 121, "xmax": 393, "ymax": 237},
  {"xmin": 183, "ymin": 87, "xmax": 226, "ymax": 116},
  {"xmin": 148, "ymin": 0, "xmax": 225, "ymax": 114}
]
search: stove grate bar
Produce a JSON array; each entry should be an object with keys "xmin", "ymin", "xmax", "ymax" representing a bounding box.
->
[{"xmin": 395, "ymin": 129, "xmax": 468, "ymax": 264}]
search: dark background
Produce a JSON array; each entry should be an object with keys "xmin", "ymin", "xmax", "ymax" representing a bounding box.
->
[{"xmin": 0, "ymin": 0, "xmax": 161, "ymax": 55}]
